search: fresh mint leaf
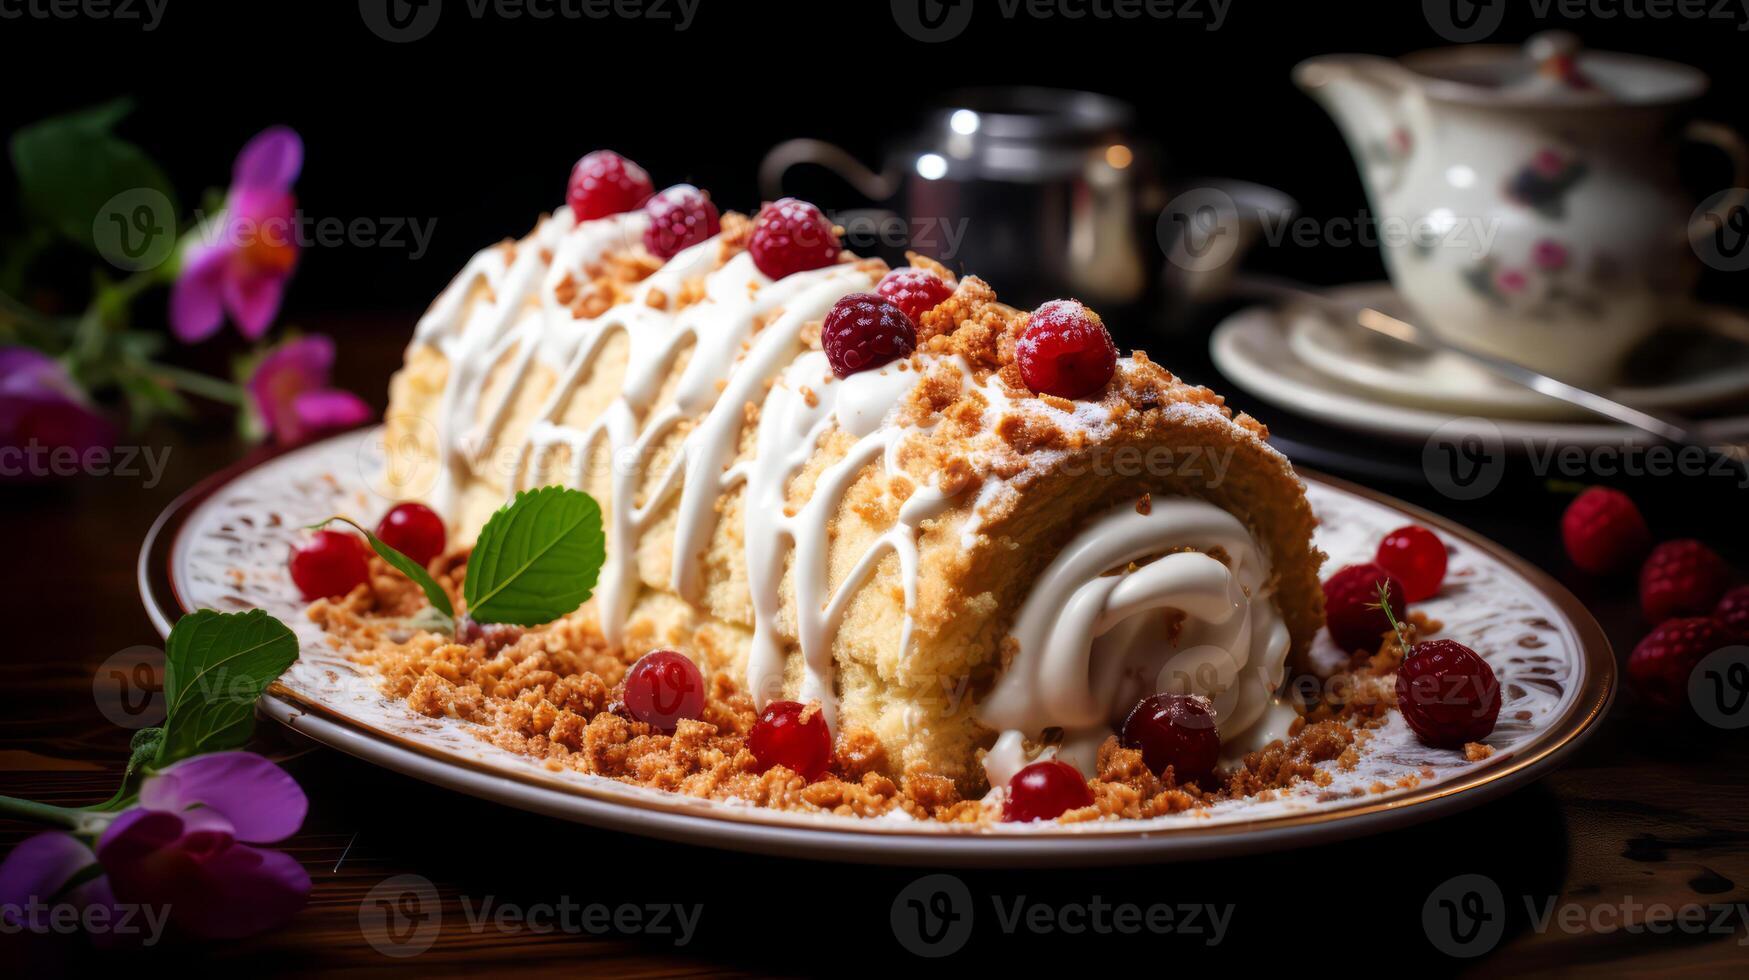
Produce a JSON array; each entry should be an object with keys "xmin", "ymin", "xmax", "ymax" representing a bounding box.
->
[
  {"xmin": 317, "ymin": 516, "xmax": 454, "ymax": 619},
  {"xmin": 10, "ymin": 100, "xmax": 178, "ymax": 253},
  {"xmin": 464, "ymin": 487, "xmax": 604, "ymax": 627},
  {"xmin": 156, "ymin": 609, "xmax": 298, "ymax": 765}
]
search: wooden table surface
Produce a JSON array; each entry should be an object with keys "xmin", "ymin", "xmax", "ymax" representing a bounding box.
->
[{"xmin": 3, "ymin": 318, "xmax": 1746, "ymax": 977}]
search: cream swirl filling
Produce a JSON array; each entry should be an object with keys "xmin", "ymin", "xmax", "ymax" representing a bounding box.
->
[{"xmin": 979, "ymin": 497, "xmax": 1298, "ymax": 787}]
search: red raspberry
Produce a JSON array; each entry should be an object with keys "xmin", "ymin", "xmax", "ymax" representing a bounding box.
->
[
  {"xmin": 1016, "ymin": 299, "xmax": 1117, "ymax": 399},
  {"xmin": 1561, "ymin": 487, "xmax": 1651, "ymax": 575},
  {"xmin": 1715, "ymin": 586, "xmax": 1749, "ymax": 641},
  {"xmin": 642, "ymin": 184, "xmax": 720, "ymax": 260},
  {"xmin": 1374, "ymin": 525, "xmax": 1447, "ymax": 602},
  {"xmin": 621, "ymin": 649, "xmax": 706, "ymax": 733},
  {"xmin": 821, "ymin": 293, "xmax": 916, "ymax": 378},
  {"xmin": 566, "ymin": 150, "xmax": 653, "ymax": 221},
  {"xmin": 1396, "ymin": 638, "xmax": 1502, "ymax": 748},
  {"xmin": 1322, "ymin": 563, "xmax": 1407, "ymax": 654},
  {"xmin": 1002, "ymin": 759, "xmax": 1094, "ymax": 823},
  {"xmin": 1628, "ymin": 616, "xmax": 1735, "ymax": 710},
  {"xmin": 1120, "ymin": 693, "xmax": 1220, "ymax": 787},
  {"xmin": 289, "ymin": 530, "xmax": 370, "ymax": 601},
  {"xmin": 1639, "ymin": 539, "xmax": 1731, "ymax": 623},
  {"xmin": 375, "ymin": 502, "xmax": 446, "ymax": 568},
  {"xmin": 748, "ymin": 198, "xmax": 840, "ymax": 279},
  {"xmin": 748, "ymin": 700, "xmax": 832, "ymax": 780},
  {"xmin": 875, "ymin": 267, "xmax": 953, "ymax": 323}
]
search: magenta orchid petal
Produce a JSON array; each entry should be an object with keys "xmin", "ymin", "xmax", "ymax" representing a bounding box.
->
[
  {"xmin": 95, "ymin": 807, "xmax": 184, "ymax": 861},
  {"xmin": 221, "ymin": 272, "xmax": 288, "ymax": 341},
  {"xmin": 247, "ymin": 334, "xmax": 331, "ymax": 438},
  {"xmin": 0, "ymin": 347, "xmax": 78, "ymax": 401},
  {"xmin": 177, "ymin": 843, "xmax": 312, "ymax": 940},
  {"xmin": 0, "ymin": 832, "xmax": 99, "ymax": 927},
  {"xmin": 232, "ymin": 126, "xmax": 303, "ymax": 192},
  {"xmin": 139, "ymin": 752, "xmax": 308, "ymax": 844},
  {"xmin": 247, "ymin": 335, "xmax": 366, "ymax": 443},
  {"xmin": 0, "ymin": 347, "xmax": 115, "ymax": 467},
  {"xmin": 229, "ymin": 187, "xmax": 302, "ymax": 272},
  {"xmin": 169, "ymin": 127, "xmax": 302, "ymax": 343},
  {"xmin": 96, "ymin": 805, "xmax": 310, "ymax": 942},
  {"xmin": 66, "ymin": 874, "xmax": 135, "ymax": 950},
  {"xmin": 292, "ymin": 389, "xmax": 372, "ymax": 439},
  {"xmin": 169, "ymin": 242, "xmax": 230, "ymax": 342}
]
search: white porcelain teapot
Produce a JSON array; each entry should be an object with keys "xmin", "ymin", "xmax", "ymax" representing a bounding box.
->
[{"xmin": 1295, "ymin": 34, "xmax": 1746, "ymax": 385}]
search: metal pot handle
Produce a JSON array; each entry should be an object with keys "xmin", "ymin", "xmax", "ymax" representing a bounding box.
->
[{"xmin": 757, "ymin": 139, "xmax": 900, "ymax": 204}]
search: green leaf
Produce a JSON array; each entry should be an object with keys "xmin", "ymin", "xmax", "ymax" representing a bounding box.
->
[
  {"xmin": 156, "ymin": 609, "xmax": 298, "ymax": 765},
  {"xmin": 10, "ymin": 100, "xmax": 178, "ymax": 254},
  {"xmin": 318, "ymin": 516, "xmax": 454, "ymax": 620},
  {"xmin": 464, "ymin": 487, "xmax": 604, "ymax": 627}
]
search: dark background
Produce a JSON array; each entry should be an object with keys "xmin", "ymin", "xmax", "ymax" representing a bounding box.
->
[
  {"xmin": 4, "ymin": 1, "xmax": 1749, "ymax": 975},
  {"xmin": 6, "ymin": 1, "xmax": 1749, "ymax": 316}
]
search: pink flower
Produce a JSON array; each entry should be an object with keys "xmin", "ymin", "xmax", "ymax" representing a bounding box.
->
[
  {"xmin": 1494, "ymin": 268, "xmax": 1529, "ymax": 294},
  {"xmin": 1532, "ymin": 238, "xmax": 1570, "ymax": 271},
  {"xmin": 0, "ymin": 753, "xmax": 310, "ymax": 942},
  {"xmin": 170, "ymin": 127, "xmax": 304, "ymax": 342},
  {"xmin": 247, "ymin": 335, "xmax": 372, "ymax": 444},
  {"xmin": 0, "ymin": 347, "xmax": 115, "ymax": 476}
]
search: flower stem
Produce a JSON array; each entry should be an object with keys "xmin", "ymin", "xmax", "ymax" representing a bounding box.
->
[
  {"xmin": 146, "ymin": 361, "xmax": 246, "ymax": 406},
  {"xmin": 0, "ymin": 794, "xmax": 91, "ymax": 830}
]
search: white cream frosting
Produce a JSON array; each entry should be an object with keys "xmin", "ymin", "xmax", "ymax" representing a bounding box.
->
[
  {"xmin": 406, "ymin": 202, "xmax": 1296, "ymax": 762},
  {"xmin": 978, "ymin": 497, "xmax": 1299, "ymax": 786},
  {"xmin": 737, "ymin": 353, "xmax": 961, "ymax": 729}
]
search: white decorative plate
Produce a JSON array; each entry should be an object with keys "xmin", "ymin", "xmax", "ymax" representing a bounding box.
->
[
  {"xmin": 1284, "ymin": 282, "xmax": 1749, "ymax": 421},
  {"xmin": 1212, "ymin": 295, "xmax": 1749, "ymax": 448},
  {"xmin": 140, "ymin": 427, "xmax": 1613, "ymax": 867}
]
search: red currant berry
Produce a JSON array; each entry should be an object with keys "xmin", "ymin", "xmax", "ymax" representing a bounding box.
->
[
  {"xmin": 375, "ymin": 502, "xmax": 446, "ymax": 567},
  {"xmin": 567, "ymin": 150, "xmax": 653, "ymax": 221},
  {"xmin": 748, "ymin": 700, "xmax": 832, "ymax": 780},
  {"xmin": 642, "ymin": 184, "xmax": 720, "ymax": 260},
  {"xmin": 1322, "ymin": 563, "xmax": 1407, "ymax": 654},
  {"xmin": 621, "ymin": 650, "xmax": 706, "ymax": 733},
  {"xmin": 1002, "ymin": 759, "xmax": 1094, "ymax": 823},
  {"xmin": 822, "ymin": 293, "xmax": 916, "ymax": 378},
  {"xmin": 1395, "ymin": 639, "xmax": 1501, "ymax": 748},
  {"xmin": 875, "ymin": 267, "xmax": 953, "ymax": 323},
  {"xmin": 1016, "ymin": 299, "xmax": 1117, "ymax": 399},
  {"xmin": 289, "ymin": 530, "xmax": 370, "ymax": 601},
  {"xmin": 1375, "ymin": 525, "xmax": 1447, "ymax": 602},
  {"xmin": 748, "ymin": 198, "xmax": 840, "ymax": 279},
  {"xmin": 1120, "ymin": 693, "xmax": 1221, "ymax": 786}
]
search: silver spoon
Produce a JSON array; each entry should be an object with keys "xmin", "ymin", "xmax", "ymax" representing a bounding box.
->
[{"xmin": 1235, "ymin": 275, "xmax": 1749, "ymax": 471}]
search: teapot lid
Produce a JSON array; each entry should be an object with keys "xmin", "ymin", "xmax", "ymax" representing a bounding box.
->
[{"xmin": 1402, "ymin": 32, "xmax": 1707, "ymax": 107}]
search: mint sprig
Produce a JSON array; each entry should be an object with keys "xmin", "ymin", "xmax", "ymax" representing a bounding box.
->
[
  {"xmin": 82, "ymin": 610, "xmax": 297, "ymax": 812},
  {"xmin": 315, "ymin": 516, "xmax": 454, "ymax": 620},
  {"xmin": 464, "ymin": 487, "xmax": 605, "ymax": 627},
  {"xmin": 155, "ymin": 609, "xmax": 299, "ymax": 765}
]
